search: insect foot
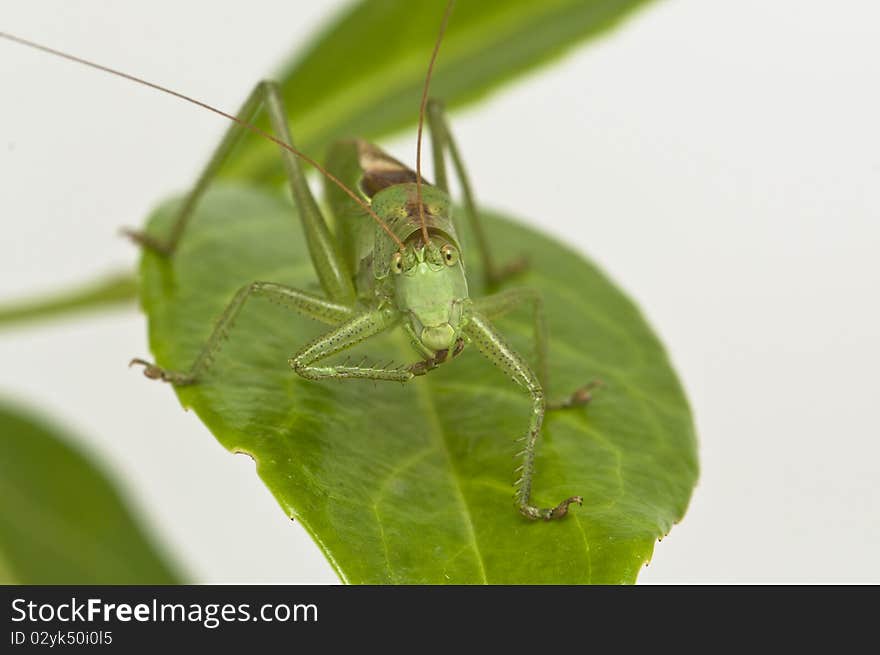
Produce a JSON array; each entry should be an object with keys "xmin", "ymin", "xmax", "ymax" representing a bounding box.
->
[
  {"xmin": 120, "ymin": 228, "xmax": 173, "ymax": 257},
  {"xmin": 128, "ymin": 358, "xmax": 195, "ymax": 385},
  {"xmin": 519, "ymin": 496, "xmax": 583, "ymax": 521},
  {"xmin": 487, "ymin": 255, "xmax": 529, "ymax": 288},
  {"xmin": 547, "ymin": 380, "xmax": 604, "ymax": 411},
  {"xmin": 408, "ymin": 359, "xmax": 437, "ymax": 377},
  {"xmin": 408, "ymin": 346, "xmax": 453, "ymax": 376}
]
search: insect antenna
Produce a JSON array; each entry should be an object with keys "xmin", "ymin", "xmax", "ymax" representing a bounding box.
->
[
  {"xmin": 415, "ymin": 0, "xmax": 455, "ymax": 247},
  {"xmin": 0, "ymin": 31, "xmax": 406, "ymax": 250}
]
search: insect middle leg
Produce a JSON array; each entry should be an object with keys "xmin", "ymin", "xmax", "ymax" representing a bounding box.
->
[
  {"xmin": 126, "ymin": 80, "xmax": 355, "ymax": 304},
  {"xmin": 130, "ymin": 282, "xmax": 354, "ymax": 384},
  {"xmin": 288, "ymin": 308, "xmax": 416, "ymax": 382},
  {"xmin": 426, "ymin": 98, "xmax": 528, "ymax": 290},
  {"xmin": 131, "ymin": 282, "xmax": 431, "ymax": 386},
  {"xmin": 473, "ymin": 287, "xmax": 600, "ymax": 410}
]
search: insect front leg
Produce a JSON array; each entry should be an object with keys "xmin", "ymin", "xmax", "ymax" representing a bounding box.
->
[
  {"xmin": 126, "ymin": 80, "xmax": 355, "ymax": 304},
  {"xmin": 289, "ymin": 307, "xmax": 429, "ymax": 382},
  {"xmin": 462, "ymin": 308, "xmax": 582, "ymax": 521},
  {"xmin": 426, "ymin": 98, "xmax": 527, "ymax": 290},
  {"xmin": 474, "ymin": 287, "xmax": 600, "ymax": 410},
  {"xmin": 131, "ymin": 283, "xmax": 354, "ymax": 384}
]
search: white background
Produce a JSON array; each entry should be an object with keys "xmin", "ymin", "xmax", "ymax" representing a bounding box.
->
[{"xmin": 1, "ymin": 1, "xmax": 878, "ymax": 583}]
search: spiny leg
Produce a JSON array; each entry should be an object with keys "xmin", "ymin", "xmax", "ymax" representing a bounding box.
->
[
  {"xmin": 289, "ymin": 307, "xmax": 442, "ymax": 382},
  {"xmin": 473, "ymin": 287, "xmax": 599, "ymax": 410},
  {"xmin": 427, "ymin": 98, "xmax": 527, "ymax": 291},
  {"xmin": 126, "ymin": 81, "xmax": 355, "ymax": 304},
  {"xmin": 130, "ymin": 282, "xmax": 354, "ymax": 385},
  {"xmin": 463, "ymin": 308, "xmax": 581, "ymax": 521}
]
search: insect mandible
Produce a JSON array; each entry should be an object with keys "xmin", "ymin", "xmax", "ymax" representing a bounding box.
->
[{"xmin": 0, "ymin": 0, "xmax": 599, "ymax": 521}]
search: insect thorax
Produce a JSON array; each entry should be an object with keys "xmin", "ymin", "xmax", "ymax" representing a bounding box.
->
[{"xmin": 322, "ymin": 139, "xmax": 461, "ymax": 294}]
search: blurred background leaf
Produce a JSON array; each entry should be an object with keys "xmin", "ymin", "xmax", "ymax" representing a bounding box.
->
[
  {"xmin": 0, "ymin": 401, "xmax": 181, "ymax": 583},
  {"xmin": 0, "ymin": 273, "xmax": 136, "ymax": 330},
  {"xmin": 0, "ymin": 0, "xmax": 656, "ymax": 327},
  {"xmin": 223, "ymin": 0, "xmax": 655, "ymax": 183}
]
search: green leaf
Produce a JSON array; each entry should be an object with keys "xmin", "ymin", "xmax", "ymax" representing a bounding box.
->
[
  {"xmin": 139, "ymin": 185, "xmax": 697, "ymax": 584},
  {"xmin": 223, "ymin": 0, "xmax": 656, "ymax": 183},
  {"xmin": 0, "ymin": 401, "xmax": 181, "ymax": 584}
]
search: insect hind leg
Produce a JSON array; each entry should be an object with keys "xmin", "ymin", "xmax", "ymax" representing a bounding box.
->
[
  {"xmin": 426, "ymin": 98, "xmax": 528, "ymax": 291},
  {"xmin": 125, "ymin": 81, "xmax": 356, "ymax": 305},
  {"xmin": 122, "ymin": 82, "xmax": 271, "ymax": 256}
]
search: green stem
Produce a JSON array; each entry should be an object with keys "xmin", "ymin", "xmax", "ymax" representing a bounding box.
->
[{"xmin": 0, "ymin": 272, "xmax": 138, "ymax": 328}]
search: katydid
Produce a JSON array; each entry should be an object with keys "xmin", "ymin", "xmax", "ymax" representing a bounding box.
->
[{"xmin": 0, "ymin": 0, "xmax": 598, "ymax": 521}]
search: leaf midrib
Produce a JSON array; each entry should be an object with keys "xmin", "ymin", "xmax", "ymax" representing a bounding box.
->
[{"xmin": 391, "ymin": 331, "xmax": 489, "ymax": 584}]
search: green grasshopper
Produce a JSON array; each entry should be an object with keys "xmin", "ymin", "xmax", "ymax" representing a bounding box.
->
[{"xmin": 1, "ymin": 1, "xmax": 596, "ymax": 521}]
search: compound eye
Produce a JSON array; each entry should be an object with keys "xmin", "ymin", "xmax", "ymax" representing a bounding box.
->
[
  {"xmin": 441, "ymin": 244, "xmax": 459, "ymax": 266},
  {"xmin": 391, "ymin": 252, "xmax": 404, "ymax": 274}
]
